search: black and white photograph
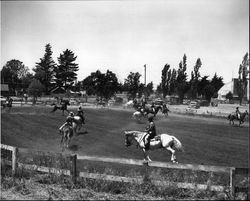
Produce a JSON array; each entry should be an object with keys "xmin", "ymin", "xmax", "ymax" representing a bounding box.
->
[{"xmin": 1, "ymin": 0, "xmax": 249, "ymax": 200}]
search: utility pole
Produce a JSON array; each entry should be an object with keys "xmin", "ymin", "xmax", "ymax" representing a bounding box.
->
[
  {"xmin": 144, "ymin": 64, "xmax": 146, "ymax": 99},
  {"xmin": 144, "ymin": 64, "xmax": 146, "ymax": 85}
]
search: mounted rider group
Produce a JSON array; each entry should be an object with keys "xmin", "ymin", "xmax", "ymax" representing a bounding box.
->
[{"xmin": 132, "ymin": 95, "xmax": 169, "ymax": 118}]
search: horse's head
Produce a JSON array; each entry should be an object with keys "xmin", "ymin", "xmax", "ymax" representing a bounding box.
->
[{"xmin": 124, "ymin": 131, "xmax": 135, "ymax": 147}]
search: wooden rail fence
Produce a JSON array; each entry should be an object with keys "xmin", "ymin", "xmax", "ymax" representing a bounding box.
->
[{"xmin": 1, "ymin": 144, "xmax": 249, "ymax": 199}]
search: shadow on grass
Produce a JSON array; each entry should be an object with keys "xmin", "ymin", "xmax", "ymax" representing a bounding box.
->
[
  {"xmin": 68, "ymin": 145, "xmax": 79, "ymax": 151},
  {"xmin": 76, "ymin": 131, "xmax": 88, "ymax": 135}
]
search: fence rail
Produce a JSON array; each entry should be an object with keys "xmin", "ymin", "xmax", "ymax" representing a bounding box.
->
[
  {"xmin": 77, "ymin": 154, "xmax": 232, "ymax": 173},
  {"xmin": 1, "ymin": 144, "xmax": 249, "ymax": 198}
]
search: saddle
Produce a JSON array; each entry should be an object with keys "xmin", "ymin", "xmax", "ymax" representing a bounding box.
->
[{"xmin": 143, "ymin": 134, "xmax": 160, "ymax": 149}]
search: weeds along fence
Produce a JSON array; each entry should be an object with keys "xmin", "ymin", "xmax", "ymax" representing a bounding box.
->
[{"xmin": 1, "ymin": 144, "xmax": 249, "ymax": 199}]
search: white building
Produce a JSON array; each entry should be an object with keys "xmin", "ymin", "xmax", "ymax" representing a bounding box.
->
[{"xmin": 218, "ymin": 78, "xmax": 249, "ymax": 101}]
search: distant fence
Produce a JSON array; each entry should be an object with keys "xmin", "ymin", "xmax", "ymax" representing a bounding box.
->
[{"xmin": 1, "ymin": 144, "xmax": 249, "ymax": 199}]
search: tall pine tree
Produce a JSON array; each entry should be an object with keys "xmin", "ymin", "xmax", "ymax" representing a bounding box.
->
[
  {"xmin": 161, "ymin": 64, "xmax": 170, "ymax": 98},
  {"xmin": 176, "ymin": 54, "xmax": 188, "ymax": 103},
  {"xmin": 169, "ymin": 68, "xmax": 177, "ymax": 95},
  {"xmin": 54, "ymin": 49, "xmax": 79, "ymax": 90},
  {"xmin": 189, "ymin": 58, "xmax": 202, "ymax": 99},
  {"xmin": 33, "ymin": 44, "xmax": 56, "ymax": 95}
]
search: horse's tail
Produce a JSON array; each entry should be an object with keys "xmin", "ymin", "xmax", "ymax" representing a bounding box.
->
[{"xmin": 172, "ymin": 136, "xmax": 184, "ymax": 152}]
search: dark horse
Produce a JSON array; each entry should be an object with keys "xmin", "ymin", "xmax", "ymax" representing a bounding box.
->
[
  {"xmin": 51, "ymin": 100, "xmax": 70, "ymax": 115},
  {"xmin": 2, "ymin": 97, "xmax": 13, "ymax": 112},
  {"xmin": 132, "ymin": 99, "xmax": 141, "ymax": 110},
  {"xmin": 144, "ymin": 105, "xmax": 162, "ymax": 117},
  {"xmin": 162, "ymin": 104, "xmax": 170, "ymax": 117},
  {"xmin": 96, "ymin": 100, "xmax": 106, "ymax": 107},
  {"xmin": 227, "ymin": 110, "xmax": 249, "ymax": 126}
]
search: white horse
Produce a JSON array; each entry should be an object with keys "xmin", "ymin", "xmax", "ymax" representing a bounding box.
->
[
  {"xmin": 124, "ymin": 130, "xmax": 184, "ymax": 163},
  {"xmin": 60, "ymin": 115, "xmax": 85, "ymax": 150},
  {"xmin": 72, "ymin": 115, "xmax": 85, "ymax": 134},
  {"xmin": 132, "ymin": 110, "xmax": 146, "ymax": 121},
  {"xmin": 123, "ymin": 100, "xmax": 134, "ymax": 109},
  {"xmin": 60, "ymin": 125, "xmax": 73, "ymax": 149}
]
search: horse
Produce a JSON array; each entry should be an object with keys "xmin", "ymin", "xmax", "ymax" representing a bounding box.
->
[
  {"xmin": 72, "ymin": 115, "xmax": 86, "ymax": 133},
  {"xmin": 2, "ymin": 98, "xmax": 13, "ymax": 112},
  {"xmin": 60, "ymin": 124, "xmax": 74, "ymax": 149},
  {"xmin": 144, "ymin": 105, "xmax": 162, "ymax": 117},
  {"xmin": 123, "ymin": 100, "xmax": 134, "ymax": 109},
  {"xmin": 124, "ymin": 130, "xmax": 184, "ymax": 163},
  {"xmin": 132, "ymin": 110, "xmax": 146, "ymax": 121},
  {"xmin": 162, "ymin": 104, "xmax": 170, "ymax": 117},
  {"xmin": 50, "ymin": 100, "xmax": 70, "ymax": 115},
  {"xmin": 227, "ymin": 110, "xmax": 249, "ymax": 126},
  {"xmin": 96, "ymin": 100, "xmax": 106, "ymax": 108},
  {"xmin": 133, "ymin": 100, "xmax": 141, "ymax": 110}
]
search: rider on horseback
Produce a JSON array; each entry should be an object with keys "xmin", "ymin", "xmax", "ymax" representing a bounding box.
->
[
  {"xmin": 135, "ymin": 105, "xmax": 143, "ymax": 115},
  {"xmin": 145, "ymin": 116, "xmax": 157, "ymax": 150},
  {"xmin": 76, "ymin": 106, "xmax": 85, "ymax": 124},
  {"xmin": 4, "ymin": 96, "xmax": 13, "ymax": 108},
  {"xmin": 151, "ymin": 102, "xmax": 156, "ymax": 113},
  {"xmin": 140, "ymin": 95, "xmax": 146, "ymax": 108},
  {"xmin": 235, "ymin": 107, "xmax": 240, "ymax": 120},
  {"xmin": 6, "ymin": 96, "xmax": 13, "ymax": 104},
  {"xmin": 59, "ymin": 111, "xmax": 75, "ymax": 134}
]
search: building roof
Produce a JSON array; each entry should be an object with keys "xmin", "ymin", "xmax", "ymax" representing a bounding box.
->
[{"xmin": 218, "ymin": 81, "xmax": 232, "ymax": 96}]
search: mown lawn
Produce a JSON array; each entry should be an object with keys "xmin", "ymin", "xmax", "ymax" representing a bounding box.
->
[{"xmin": 1, "ymin": 105, "xmax": 249, "ymax": 168}]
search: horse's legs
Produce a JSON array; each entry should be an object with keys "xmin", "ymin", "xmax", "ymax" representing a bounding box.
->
[
  {"xmin": 60, "ymin": 137, "xmax": 63, "ymax": 146},
  {"xmin": 61, "ymin": 135, "xmax": 66, "ymax": 151},
  {"xmin": 166, "ymin": 147, "xmax": 177, "ymax": 163},
  {"xmin": 67, "ymin": 138, "xmax": 70, "ymax": 148},
  {"xmin": 78, "ymin": 123, "xmax": 82, "ymax": 131},
  {"xmin": 73, "ymin": 126, "xmax": 77, "ymax": 136},
  {"xmin": 60, "ymin": 134, "xmax": 64, "ymax": 145},
  {"xmin": 142, "ymin": 149, "xmax": 152, "ymax": 162}
]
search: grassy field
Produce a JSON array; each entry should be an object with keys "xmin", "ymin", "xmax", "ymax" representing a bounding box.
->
[
  {"xmin": 1, "ymin": 105, "xmax": 249, "ymax": 168},
  {"xmin": 1, "ymin": 105, "xmax": 249, "ymax": 200}
]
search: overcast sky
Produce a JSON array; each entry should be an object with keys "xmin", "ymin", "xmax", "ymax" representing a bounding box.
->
[{"xmin": 1, "ymin": 0, "xmax": 249, "ymax": 87}]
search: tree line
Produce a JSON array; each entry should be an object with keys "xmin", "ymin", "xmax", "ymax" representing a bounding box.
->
[{"xmin": 1, "ymin": 43, "xmax": 249, "ymax": 104}]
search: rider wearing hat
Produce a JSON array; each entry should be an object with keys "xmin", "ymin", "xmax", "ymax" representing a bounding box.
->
[
  {"xmin": 59, "ymin": 111, "xmax": 75, "ymax": 134},
  {"xmin": 235, "ymin": 107, "xmax": 240, "ymax": 120},
  {"xmin": 77, "ymin": 106, "xmax": 85, "ymax": 124},
  {"xmin": 145, "ymin": 116, "xmax": 157, "ymax": 150},
  {"xmin": 151, "ymin": 102, "xmax": 156, "ymax": 113}
]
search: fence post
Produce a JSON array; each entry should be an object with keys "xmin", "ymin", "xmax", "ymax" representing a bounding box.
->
[
  {"xmin": 70, "ymin": 154, "xmax": 77, "ymax": 184},
  {"xmin": 230, "ymin": 167, "xmax": 235, "ymax": 199},
  {"xmin": 12, "ymin": 147, "xmax": 18, "ymax": 176}
]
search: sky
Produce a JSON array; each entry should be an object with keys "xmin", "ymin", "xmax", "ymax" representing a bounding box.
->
[{"xmin": 1, "ymin": 0, "xmax": 249, "ymax": 88}]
